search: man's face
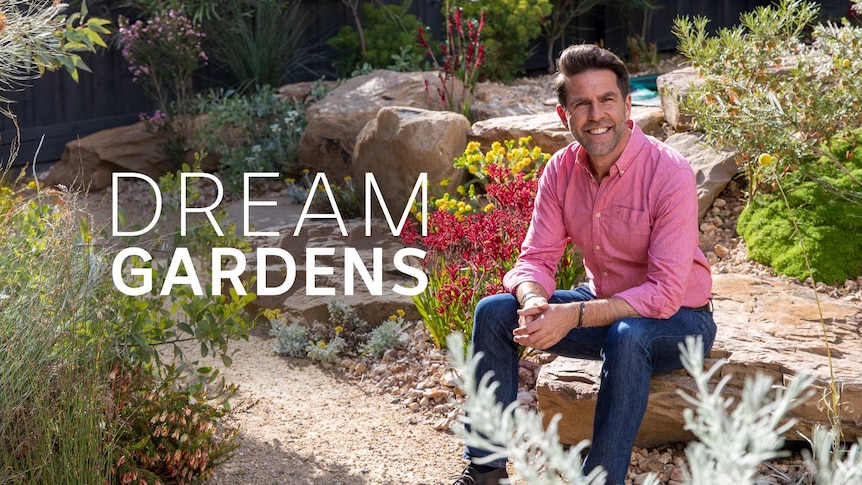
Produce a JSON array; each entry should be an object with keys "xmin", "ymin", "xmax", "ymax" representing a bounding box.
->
[{"xmin": 556, "ymin": 69, "xmax": 631, "ymax": 162}]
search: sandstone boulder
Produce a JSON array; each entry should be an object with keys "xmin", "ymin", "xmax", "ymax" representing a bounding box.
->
[
  {"xmin": 631, "ymin": 106, "xmax": 667, "ymax": 138},
  {"xmin": 298, "ymin": 70, "xmax": 466, "ymax": 181},
  {"xmin": 470, "ymin": 80, "xmax": 556, "ymax": 121},
  {"xmin": 537, "ymin": 273, "xmax": 862, "ymax": 447},
  {"xmin": 468, "ymin": 112, "xmax": 573, "ymax": 156},
  {"xmin": 656, "ymin": 67, "xmax": 702, "ymax": 132},
  {"xmin": 44, "ymin": 121, "xmax": 174, "ymax": 190},
  {"xmin": 664, "ymin": 132, "xmax": 739, "ymax": 221},
  {"xmin": 44, "ymin": 117, "xmax": 220, "ymax": 191},
  {"xmin": 276, "ymin": 80, "xmax": 337, "ymax": 103},
  {"xmin": 353, "ymin": 107, "xmax": 470, "ymax": 211}
]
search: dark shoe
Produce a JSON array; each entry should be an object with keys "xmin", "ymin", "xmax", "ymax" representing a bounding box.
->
[{"xmin": 450, "ymin": 463, "xmax": 509, "ymax": 485}]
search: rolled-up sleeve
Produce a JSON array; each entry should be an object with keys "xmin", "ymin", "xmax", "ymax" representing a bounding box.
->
[{"xmin": 502, "ymin": 155, "xmax": 570, "ymax": 296}]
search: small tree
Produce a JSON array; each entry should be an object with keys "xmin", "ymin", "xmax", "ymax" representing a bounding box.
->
[
  {"xmin": 0, "ymin": 0, "xmax": 110, "ymax": 119},
  {"xmin": 543, "ymin": 0, "xmax": 602, "ymax": 73}
]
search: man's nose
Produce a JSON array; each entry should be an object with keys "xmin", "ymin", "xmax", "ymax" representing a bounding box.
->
[{"xmin": 588, "ymin": 102, "xmax": 602, "ymax": 120}]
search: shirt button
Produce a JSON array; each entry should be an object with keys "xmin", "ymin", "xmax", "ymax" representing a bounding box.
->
[
  {"xmin": 595, "ymin": 245, "xmax": 601, "ymax": 251},
  {"xmin": 595, "ymin": 212, "xmax": 601, "ymax": 218},
  {"xmin": 602, "ymin": 271, "xmax": 608, "ymax": 276}
]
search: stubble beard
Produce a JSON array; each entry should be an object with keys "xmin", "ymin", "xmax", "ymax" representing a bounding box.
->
[{"xmin": 574, "ymin": 121, "xmax": 625, "ymax": 159}]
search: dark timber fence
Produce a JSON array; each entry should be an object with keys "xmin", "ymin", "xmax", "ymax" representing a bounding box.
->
[{"xmin": 0, "ymin": 0, "xmax": 850, "ymax": 168}]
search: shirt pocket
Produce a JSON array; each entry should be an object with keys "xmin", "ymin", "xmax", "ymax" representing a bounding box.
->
[{"xmin": 606, "ymin": 206, "xmax": 651, "ymax": 260}]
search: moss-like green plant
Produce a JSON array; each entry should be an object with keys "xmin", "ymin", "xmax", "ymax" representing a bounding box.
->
[{"xmin": 737, "ymin": 131, "xmax": 862, "ymax": 285}]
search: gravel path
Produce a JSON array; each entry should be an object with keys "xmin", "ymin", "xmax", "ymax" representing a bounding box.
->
[{"xmin": 201, "ymin": 332, "xmax": 467, "ymax": 485}]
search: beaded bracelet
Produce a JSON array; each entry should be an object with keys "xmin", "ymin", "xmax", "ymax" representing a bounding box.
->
[{"xmin": 577, "ymin": 301, "xmax": 586, "ymax": 328}]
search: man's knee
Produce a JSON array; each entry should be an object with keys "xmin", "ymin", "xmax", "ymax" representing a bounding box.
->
[
  {"xmin": 603, "ymin": 320, "xmax": 648, "ymax": 357},
  {"xmin": 473, "ymin": 293, "xmax": 519, "ymax": 336}
]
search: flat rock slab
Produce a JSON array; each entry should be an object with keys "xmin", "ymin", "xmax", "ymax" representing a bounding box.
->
[{"xmin": 537, "ymin": 273, "xmax": 862, "ymax": 447}]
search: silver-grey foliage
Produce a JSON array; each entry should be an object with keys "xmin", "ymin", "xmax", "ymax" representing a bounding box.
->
[{"xmin": 447, "ymin": 332, "xmax": 862, "ymax": 485}]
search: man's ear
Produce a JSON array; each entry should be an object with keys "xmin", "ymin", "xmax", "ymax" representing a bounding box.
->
[{"xmin": 556, "ymin": 105, "xmax": 569, "ymax": 130}]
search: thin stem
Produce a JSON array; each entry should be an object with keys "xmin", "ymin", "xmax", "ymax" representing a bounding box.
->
[{"xmin": 773, "ymin": 169, "xmax": 842, "ymax": 446}]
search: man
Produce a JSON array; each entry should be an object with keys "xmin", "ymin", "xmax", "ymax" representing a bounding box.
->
[{"xmin": 452, "ymin": 44, "xmax": 716, "ymax": 485}]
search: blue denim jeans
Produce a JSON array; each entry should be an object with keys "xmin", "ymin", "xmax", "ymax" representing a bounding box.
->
[{"xmin": 464, "ymin": 286, "xmax": 716, "ymax": 485}]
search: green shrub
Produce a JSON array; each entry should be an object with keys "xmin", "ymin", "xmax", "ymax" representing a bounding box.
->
[
  {"xmin": 310, "ymin": 174, "xmax": 362, "ymax": 220},
  {"xmin": 455, "ymin": 0, "xmax": 552, "ymax": 81},
  {"xmin": 118, "ymin": 8, "xmax": 206, "ymax": 167},
  {"xmin": 674, "ymin": 0, "xmax": 862, "ymax": 200},
  {"xmin": 306, "ymin": 335, "xmax": 347, "ymax": 363},
  {"xmin": 194, "ymin": 88, "xmax": 306, "ymax": 193},
  {"xmin": 266, "ymin": 302, "xmax": 410, "ymax": 361},
  {"xmin": 674, "ymin": 0, "xmax": 862, "ymax": 282},
  {"xmin": 205, "ymin": 0, "xmax": 314, "ymax": 88},
  {"xmin": 109, "ymin": 363, "xmax": 239, "ymax": 485},
  {"xmin": 105, "ymin": 158, "xmax": 256, "ymax": 375},
  {"xmin": 328, "ymin": 1, "xmax": 428, "ymax": 77}
]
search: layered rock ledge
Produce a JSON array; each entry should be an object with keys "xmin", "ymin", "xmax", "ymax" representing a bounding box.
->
[{"xmin": 536, "ymin": 273, "xmax": 862, "ymax": 447}]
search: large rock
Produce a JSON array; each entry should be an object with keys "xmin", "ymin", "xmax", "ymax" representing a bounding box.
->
[
  {"xmin": 656, "ymin": 67, "xmax": 702, "ymax": 132},
  {"xmin": 664, "ymin": 132, "xmax": 739, "ymax": 221},
  {"xmin": 276, "ymin": 80, "xmax": 337, "ymax": 103},
  {"xmin": 631, "ymin": 106, "xmax": 667, "ymax": 138},
  {"xmin": 298, "ymin": 70, "xmax": 466, "ymax": 181},
  {"xmin": 353, "ymin": 107, "xmax": 470, "ymax": 211},
  {"xmin": 468, "ymin": 112, "xmax": 574, "ymax": 155},
  {"xmin": 537, "ymin": 273, "xmax": 862, "ymax": 447},
  {"xmin": 44, "ymin": 116, "xmax": 220, "ymax": 191},
  {"xmin": 44, "ymin": 121, "xmax": 174, "ymax": 190},
  {"xmin": 470, "ymin": 78, "xmax": 556, "ymax": 121}
]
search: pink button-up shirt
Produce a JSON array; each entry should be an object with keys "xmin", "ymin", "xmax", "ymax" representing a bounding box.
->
[{"xmin": 503, "ymin": 122, "xmax": 713, "ymax": 319}]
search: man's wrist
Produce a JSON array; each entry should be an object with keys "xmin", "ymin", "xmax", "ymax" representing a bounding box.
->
[{"xmin": 519, "ymin": 291, "xmax": 544, "ymax": 307}]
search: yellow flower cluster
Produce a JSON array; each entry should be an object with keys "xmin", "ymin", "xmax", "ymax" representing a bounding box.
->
[
  {"xmin": 461, "ymin": 141, "xmax": 485, "ymax": 176},
  {"xmin": 433, "ymin": 137, "xmax": 550, "ymax": 220},
  {"xmin": 434, "ymin": 193, "xmax": 475, "ymax": 219},
  {"xmin": 261, "ymin": 308, "xmax": 283, "ymax": 321}
]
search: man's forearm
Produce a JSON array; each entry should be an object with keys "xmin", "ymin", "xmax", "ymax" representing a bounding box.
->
[
  {"xmin": 579, "ymin": 297, "xmax": 641, "ymax": 328},
  {"xmin": 514, "ymin": 282, "xmax": 549, "ymax": 307}
]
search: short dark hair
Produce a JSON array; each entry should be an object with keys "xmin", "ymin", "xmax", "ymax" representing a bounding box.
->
[{"xmin": 554, "ymin": 44, "xmax": 630, "ymax": 108}]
